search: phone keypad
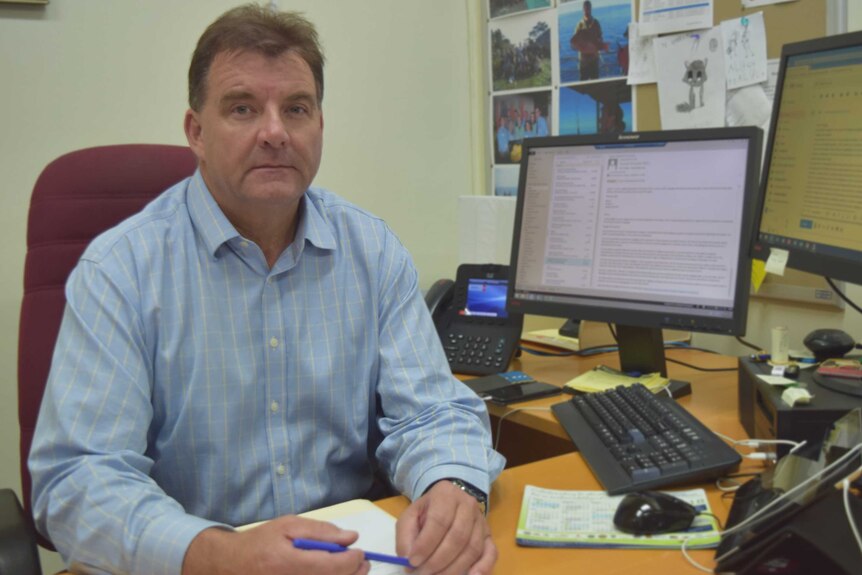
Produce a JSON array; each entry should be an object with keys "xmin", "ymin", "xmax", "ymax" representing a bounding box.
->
[{"xmin": 444, "ymin": 332, "xmax": 511, "ymax": 375}]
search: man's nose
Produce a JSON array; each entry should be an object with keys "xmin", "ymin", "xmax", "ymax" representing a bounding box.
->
[{"xmin": 259, "ymin": 108, "xmax": 289, "ymax": 148}]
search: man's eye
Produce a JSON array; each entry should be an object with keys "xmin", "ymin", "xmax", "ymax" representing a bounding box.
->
[
  {"xmin": 288, "ymin": 105, "xmax": 309, "ymax": 116},
  {"xmin": 233, "ymin": 105, "xmax": 252, "ymax": 115}
]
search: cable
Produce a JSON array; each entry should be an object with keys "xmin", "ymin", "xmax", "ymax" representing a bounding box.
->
[
  {"xmin": 735, "ymin": 336, "xmax": 763, "ymax": 351},
  {"xmin": 713, "ymin": 431, "xmax": 806, "ymax": 453},
  {"xmin": 665, "ymin": 357, "xmax": 737, "ymax": 372},
  {"xmin": 493, "ymin": 406, "xmax": 552, "ymax": 451},
  {"xmin": 842, "ymin": 476, "xmax": 862, "ymax": 558},
  {"xmin": 680, "ymin": 536, "xmax": 715, "ymax": 573},
  {"xmin": 826, "ymin": 277, "xmax": 862, "ymax": 315}
]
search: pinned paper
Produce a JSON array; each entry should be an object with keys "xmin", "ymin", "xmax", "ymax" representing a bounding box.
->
[
  {"xmin": 639, "ymin": 0, "xmax": 714, "ymax": 36},
  {"xmin": 654, "ymin": 28, "xmax": 727, "ymax": 129},
  {"xmin": 743, "ymin": 0, "xmax": 797, "ymax": 7},
  {"xmin": 458, "ymin": 196, "xmax": 516, "ymax": 266},
  {"xmin": 765, "ymin": 247, "xmax": 789, "ymax": 276},
  {"xmin": 721, "ymin": 12, "xmax": 768, "ymax": 90},
  {"xmin": 626, "ymin": 23, "xmax": 658, "ymax": 85}
]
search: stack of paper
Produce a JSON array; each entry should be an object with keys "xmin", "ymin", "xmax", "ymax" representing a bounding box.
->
[{"xmin": 564, "ymin": 365, "xmax": 670, "ymax": 394}]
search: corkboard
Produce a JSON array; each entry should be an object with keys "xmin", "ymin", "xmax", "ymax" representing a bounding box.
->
[{"xmin": 633, "ymin": 0, "xmax": 827, "ymax": 131}]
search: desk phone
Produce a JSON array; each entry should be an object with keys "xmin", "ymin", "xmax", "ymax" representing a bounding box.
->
[{"xmin": 425, "ymin": 264, "xmax": 523, "ymax": 376}]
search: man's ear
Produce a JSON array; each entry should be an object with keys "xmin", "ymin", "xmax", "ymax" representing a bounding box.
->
[{"xmin": 184, "ymin": 109, "xmax": 205, "ymax": 160}]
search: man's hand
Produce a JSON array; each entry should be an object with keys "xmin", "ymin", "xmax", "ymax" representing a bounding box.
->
[
  {"xmin": 396, "ymin": 480, "xmax": 496, "ymax": 575},
  {"xmin": 182, "ymin": 516, "xmax": 370, "ymax": 575}
]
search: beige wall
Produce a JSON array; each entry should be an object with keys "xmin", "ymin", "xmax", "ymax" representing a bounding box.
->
[
  {"xmin": 1, "ymin": 1, "xmax": 860, "ymax": 572},
  {"xmin": 0, "ymin": 1, "xmax": 481, "ymax": 571}
]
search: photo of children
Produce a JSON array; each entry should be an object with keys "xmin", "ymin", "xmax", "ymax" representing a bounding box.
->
[
  {"xmin": 493, "ymin": 90, "xmax": 552, "ymax": 165},
  {"xmin": 490, "ymin": 10, "xmax": 552, "ymax": 91},
  {"xmin": 559, "ymin": 79, "xmax": 632, "ymax": 135},
  {"xmin": 559, "ymin": 0, "xmax": 632, "ymax": 83}
]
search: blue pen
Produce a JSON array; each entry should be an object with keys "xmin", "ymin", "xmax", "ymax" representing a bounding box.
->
[{"xmin": 293, "ymin": 538, "xmax": 412, "ymax": 568}]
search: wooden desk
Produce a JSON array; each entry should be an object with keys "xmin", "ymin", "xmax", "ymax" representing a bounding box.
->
[
  {"xmin": 373, "ymin": 347, "xmax": 758, "ymax": 573},
  {"xmin": 376, "ymin": 451, "xmax": 763, "ymax": 574},
  {"xmin": 482, "ymin": 347, "xmax": 747, "ymax": 465}
]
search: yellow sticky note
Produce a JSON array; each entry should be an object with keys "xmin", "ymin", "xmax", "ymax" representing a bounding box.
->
[{"xmin": 751, "ymin": 259, "xmax": 766, "ymax": 293}]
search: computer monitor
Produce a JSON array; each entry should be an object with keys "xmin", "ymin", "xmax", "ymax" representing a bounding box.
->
[
  {"xmin": 507, "ymin": 127, "xmax": 762, "ymax": 383},
  {"xmin": 752, "ymin": 30, "xmax": 862, "ymax": 285}
]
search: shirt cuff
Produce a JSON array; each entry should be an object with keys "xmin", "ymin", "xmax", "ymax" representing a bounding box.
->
[
  {"xmin": 411, "ymin": 464, "xmax": 492, "ymax": 501},
  {"xmin": 134, "ymin": 513, "xmax": 232, "ymax": 575}
]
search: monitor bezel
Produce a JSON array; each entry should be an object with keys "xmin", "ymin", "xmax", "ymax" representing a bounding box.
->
[
  {"xmin": 507, "ymin": 127, "xmax": 762, "ymax": 337},
  {"xmin": 751, "ymin": 29, "xmax": 862, "ymax": 286}
]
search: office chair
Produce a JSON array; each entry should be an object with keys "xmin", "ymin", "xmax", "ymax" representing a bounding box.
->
[{"xmin": 1, "ymin": 144, "xmax": 197, "ymax": 575}]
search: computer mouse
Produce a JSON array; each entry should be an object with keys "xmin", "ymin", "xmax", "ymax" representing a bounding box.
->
[
  {"xmin": 613, "ymin": 491, "xmax": 698, "ymax": 535},
  {"xmin": 783, "ymin": 364, "xmax": 800, "ymax": 378}
]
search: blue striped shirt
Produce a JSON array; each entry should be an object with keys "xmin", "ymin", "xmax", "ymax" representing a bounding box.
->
[{"xmin": 29, "ymin": 171, "xmax": 505, "ymax": 575}]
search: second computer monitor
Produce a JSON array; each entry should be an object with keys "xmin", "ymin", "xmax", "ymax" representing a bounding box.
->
[{"xmin": 507, "ymin": 128, "xmax": 762, "ymax": 377}]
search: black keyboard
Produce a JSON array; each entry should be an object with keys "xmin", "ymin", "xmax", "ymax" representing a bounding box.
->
[{"xmin": 552, "ymin": 383, "xmax": 741, "ymax": 495}]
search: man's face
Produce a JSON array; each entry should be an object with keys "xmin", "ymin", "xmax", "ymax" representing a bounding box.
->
[
  {"xmin": 184, "ymin": 49, "xmax": 324, "ymax": 218},
  {"xmin": 584, "ymin": 2, "xmax": 592, "ymax": 18}
]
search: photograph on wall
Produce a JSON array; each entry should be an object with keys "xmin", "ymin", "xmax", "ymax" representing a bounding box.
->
[
  {"xmin": 490, "ymin": 10, "xmax": 553, "ymax": 92},
  {"xmin": 558, "ymin": 0, "xmax": 632, "ymax": 84},
  {"xmin": 492, "ymin": 90, "xmax": 552, "ymax": 165},
  {"xmin": 559, "ymin": 79, "xmax": 632, "ymax": 135},
  {"xmin": 493, "ymin": 165, "xmax": 521, "ymax": 197},
  {"xmin": 489, "ymin": 0, "xmax": 553, "ymax": 20}
]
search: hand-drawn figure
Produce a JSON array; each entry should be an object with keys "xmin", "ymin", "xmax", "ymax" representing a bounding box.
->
[{"xmin": 676, "ymin": 59, "xmax": 707, "ymax": 113}]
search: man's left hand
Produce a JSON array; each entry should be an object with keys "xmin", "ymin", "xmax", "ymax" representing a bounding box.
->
[{"xmin": 395, "ymin": 480, "xmax": 496, "ymax": 575}]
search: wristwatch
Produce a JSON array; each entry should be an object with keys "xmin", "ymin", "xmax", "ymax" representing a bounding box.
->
[{"xmin": 446, "ymin": 478, "xmax": 488, "ymax": 516}]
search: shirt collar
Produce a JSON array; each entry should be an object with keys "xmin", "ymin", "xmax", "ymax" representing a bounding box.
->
[{"xmin": 187, "ymin": 170, "xmax": 336, "ymax": 257}]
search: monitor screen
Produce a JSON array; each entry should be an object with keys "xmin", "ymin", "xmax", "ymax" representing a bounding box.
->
[
  {"xmin": 508, "ymin": 128, "xmax": 761, "ymax": 376},
  {"xmin": 752, "ymin": 30, "xmax": 862, "ymax": 285}
]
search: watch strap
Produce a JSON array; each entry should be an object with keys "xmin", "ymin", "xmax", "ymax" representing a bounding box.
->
[{"xmin": 445, "ymin": 478, "xmax": 488, "ymax": 515}]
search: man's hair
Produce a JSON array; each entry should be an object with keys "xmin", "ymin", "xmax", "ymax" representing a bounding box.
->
[
  {"xmin": 584, "ymin": 0, "xmax": 592, "ymax": 8},
  {"xmin": 188, "ymin": 3, "xmax": 325, "ymax": 111}
]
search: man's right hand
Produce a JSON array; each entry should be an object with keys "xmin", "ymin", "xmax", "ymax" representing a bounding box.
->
[{"xmin": 182, "ymin": 516, "xmax": 370, "ymax": 575}]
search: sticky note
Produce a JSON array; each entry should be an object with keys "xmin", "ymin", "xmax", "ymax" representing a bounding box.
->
[
  {"xmin": 765, "ymin": 248, "xmax": 789, "ymax": 276},
  {"xmin": 751, "ymin": 259, "xmax": 766, "ymax": 292}
]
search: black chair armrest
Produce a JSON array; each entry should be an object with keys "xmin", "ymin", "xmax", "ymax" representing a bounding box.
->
[{"xmin": 0, "ymin": 488, "xmax": 42, "ymax": 575}]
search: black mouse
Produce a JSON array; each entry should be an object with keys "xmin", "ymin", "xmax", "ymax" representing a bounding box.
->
[
  {"xmin": 613, "ymin": 491, "xmax": 698, "ymax": 535},
  {"xmin": 783, "ymin": 364, "xmax": 800, "ymax": 378}
]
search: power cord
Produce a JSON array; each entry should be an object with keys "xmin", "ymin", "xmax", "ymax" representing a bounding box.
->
[
  {"xmin": 713, "ymin": 431, "xmax": 807, "ymax": 461},
  {"xmin": 826, "ymin": 277, "xmax": 862, "ymax": 315},
  {"xmin": 492, "ymin": 406, "xmax": 552, "ymax": 452},
  {"xmin": 843, "ymin": 476, "xmax": 862, "ymax": 556}
]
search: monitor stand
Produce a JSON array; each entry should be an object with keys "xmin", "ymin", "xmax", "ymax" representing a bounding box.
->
[
  {"xmin": 616, "ymin": 325, "xmax": 691, "ymax": 399},
  {"xmin": 558, "ymin": 318, "xmax": 580, "ymax": 338}
]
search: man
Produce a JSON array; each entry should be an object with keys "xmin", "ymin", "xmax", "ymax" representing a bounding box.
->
[
  {"xmin": 533, "ymin": 106, "xmax": 549, "ymax": 137},
  {"xmin": 29, "ymin": 5, "xmax": 504, "ymax": 575},
  {"xmin": 571, "ymin": 0, "xmax": 604, "ymax": 81}
]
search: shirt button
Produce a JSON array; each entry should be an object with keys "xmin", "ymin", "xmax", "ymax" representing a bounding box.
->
[
  {"xmin": 270, "ymin": 401, "xmax": 279, "ymax": 413},
  {"xmin": 239, "ymin": 240, "xmax": 249, "ymax": 248},
  {"xmin": 276, "ymin": 464, "xmax": 286, "ymax": 476},
  {"xmin": 269, "ymin": 337, "xmax": 279, "ymax": 348}
]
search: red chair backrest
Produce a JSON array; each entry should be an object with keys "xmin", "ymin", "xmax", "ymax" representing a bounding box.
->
[{"xmin": 18, "ymin": 144, "xmax": 197, "ymax": 547}]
